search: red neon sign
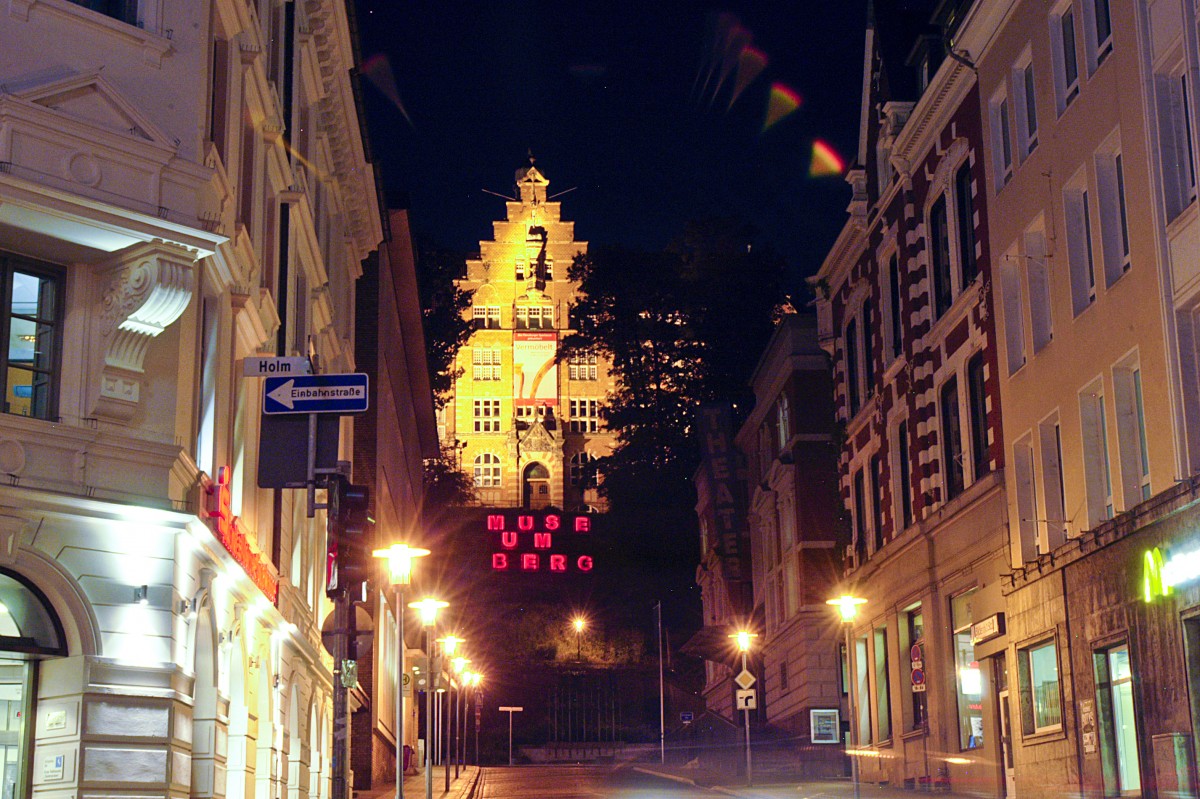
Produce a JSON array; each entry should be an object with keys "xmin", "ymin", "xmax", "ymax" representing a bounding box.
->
[
  {"xmin": 487, "ymin": 511, "xmax": 594, "ymax": 573},
  {"xmin": 200, "ymin": 467, "xmax": 280, "ymax": 602}
]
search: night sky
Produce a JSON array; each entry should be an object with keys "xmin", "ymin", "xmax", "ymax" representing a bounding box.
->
[{"xmin": 353, "ymin": 1, "xmax": 868, "ymax": 289}]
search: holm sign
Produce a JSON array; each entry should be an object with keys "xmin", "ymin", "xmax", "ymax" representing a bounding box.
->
[{"xmin": 486, "ymin": 510, "xmax": 594, "ymax": 573}]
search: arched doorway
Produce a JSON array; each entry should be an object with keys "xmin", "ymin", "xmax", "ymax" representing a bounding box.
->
[
  {"xmin": 522, "ymin": 462, "xmax": 551, "ymax": 509},
  {"xmin": 0, "ymin": 568, "xmax": 68, "ymax": 799}
]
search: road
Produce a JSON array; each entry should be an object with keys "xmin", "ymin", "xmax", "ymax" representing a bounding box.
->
[{"xmin": 475, "ymin": 764, "xmax": 720, "ymax": 798}]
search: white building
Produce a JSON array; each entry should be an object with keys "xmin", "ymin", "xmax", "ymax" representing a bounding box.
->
[{"xmin": 0, "ymin": 3, "xmax": 387, "ymax": 799}]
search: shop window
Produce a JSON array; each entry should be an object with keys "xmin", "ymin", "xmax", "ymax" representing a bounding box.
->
[
  {"xmin": 951, "ymin": 588, "xmax": 983, "ymax": 749},
  {"xmin": 904, "ymin": 606, "xmax": 927, "ymax": 731},
  {"xmin": 0, "ymin": 256, "xmax": 63, "ymax": 421},
  {"xmin": 69, "ymin": 0, "xmax": 138, "ymax": 24},
  {"xmin": 873, "ymin": 626, "xmax": 892, "ymax": 741},
  {"xmin": 1018, "ymin": 638, "xmax": 1062, "ymax": 734},
  {"xmin": 1093, "ymin": 644, "xmax": 1141, "ymax": 795}
]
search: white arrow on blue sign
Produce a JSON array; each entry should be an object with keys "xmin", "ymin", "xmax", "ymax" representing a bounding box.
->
[{"xmin": 263, "ymin": 373, "xmax": 369, "ymax": 415}]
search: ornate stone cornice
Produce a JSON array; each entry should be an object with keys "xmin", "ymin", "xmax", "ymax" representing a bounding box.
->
[{"xmin": 93, "ymin": 241, "xmax": 197, "ymax": 422}]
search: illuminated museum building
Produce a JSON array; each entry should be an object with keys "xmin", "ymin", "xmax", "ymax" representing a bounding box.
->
[
  {"xmin": 0, "ymin": 3, "xmax": 428, "ymax": 799},
  {"xmin": 441, "ymin": 163, "xmax": 616, "ymax": 512},
  {"xmin": 814, "ymin": 2, "xmax": 1010, "ymax": 794}
]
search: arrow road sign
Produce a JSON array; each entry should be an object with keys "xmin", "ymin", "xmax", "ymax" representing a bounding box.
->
[
  {"xmin": 735, "ymin": 689, "xmax": 757, "ymax": 710},
  {"xmin": 264, "ymin": 373, "xmax": 369, "ymax": 415}
]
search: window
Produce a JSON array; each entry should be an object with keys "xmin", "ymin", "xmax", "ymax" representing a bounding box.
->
[
  {"xmin": 1013, "ymin": 433, "xmax": 1039, "ymax": 561},
  {"xmin": 780, "ymin": 660, "xmax": 790, "ymax": 693},
  {"xmin": 1080, "ymin": 381, "xmax": 1114, "ymax": 524},
  {"xmin": 967, "ymin": 354, "xmax": 990, "ymax": 481},
  {"xmin": 568, "ymin": 354, "xmax": 598, "ymax": 381},
  {"xmin": 1096, "ymin": 146, "xmax": 1131, "ymax": 286},
  {"xmin": 473, "ymin": 399, "xmax": 501, "ymax": 433},
  {"xmin": 956, "ymin": 164, "xmax": 978, "ymax": 288},
  {"xmin": 1065, "ymin": 182, "xmax": 1097, "ymax": 315},
  {"xmin": 1038, "ymin": 416, "xmax": 1069, "ymax": 551},
  {"xmin": 846, "ymin": 318, "xmax": 861, "ymax": 416},
  {"xmin": 930, "ymin": 195, "xmax": 953, "ymax": 318},
  {"xmin": 1051, "ymin": 5, "xmax": 1081, "ymax": 113},
  {"xmin": 69, "ymin": 0, "xmax": 138, "ymax": 25},
  {"xmin": 473, "ymin": 305, "xmax": 501, "ymax": 329},
  {"xmin": 1025, "ymin": 228, "xmax": 1054, "ymax": 352},
  {"xmin": 904, "ymin": 606, "xmax": 927, "ymax": 730},
  {"xmin": 515, "ymin": 259, "xmax": 526, "ymax": 280},
  {"xmin": 870, "ymin": 455, "xmax": 884, "ymax": 552},
  {"xmin": 999, "ymin": 248, "xmax": 1027, "ymax": 374},
  {"xmin": 1019, "ymin": 639, "xmax": 1062, "ymax": 733},
  {"xmin": 1, "ymin": 256, "xmax": 63, "ymax": 420},
  {"xmin": 888, "ymin": 253, "xmax": 903, "ymax": 360},
  {"xmin": 1113, "ymin": 360, "xmax": 1151, "ymax": 504},
  {"xmin": 853, "ymin": 468, "xmax": 867, "ymax": 562},
  {"xmin": 472, "ymin": 348, "xmax": 501, "ymax": 381},
  {"xmin": 941, "ymin": 377, "xmax": 965, "ymax": 500},
  {"xmin": 569, "ymin": 452, "xmax": 596, "ymax": 487},
  {"xmin": 1155, "ymin": 69, "xmax": 1197, "ymax": 221},
  {"xmin": 473, "ymin": 453, "xmax": 501, "ymax": 487},
  {"xmin": 1084, "ymin": 0, "xmax": 1113, "ymax": 71},
  {"xmin": 1015, "ymin": 58, "xmax": 1039, "ymax": 156},
  {"xmin": 951, "ymin": 589, "xmax": 983, "ymax": 749},
  {"xmin": 874, "ymin": 626, "xmax": 892, "ymax": 741},
  {"xmin": 862, "ymin": 299, "xmax": 875, "ymax": 393},
  {"xmin": 776, "ymin": 395, "xmax": 791, "ymax": 450},
  {"xmin": 856, "ymin": 636, "xmax": 871, "ymax": 744},
  {"xmin": 990, "ymin": 91, "xmax": 1014, "ymax": 186},
  {"xmin": 516, "ymin": 306, "xmax": 553, "ymax": 329},
  {"xmin": 1094, "ymin": 644, "xmax": 1141, "ymax": 795},
  {"xmin": 569, "ymin": 399, "xmax": 600, "ymax": 433},
  {"xmin": 895, "ymin": 420, "xmax": 914, "ymax": 530}
]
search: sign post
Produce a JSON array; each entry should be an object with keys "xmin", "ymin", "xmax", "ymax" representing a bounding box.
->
[{"xmin": 498, "ymin": 706, "xmax": 523, "ymax": 766}]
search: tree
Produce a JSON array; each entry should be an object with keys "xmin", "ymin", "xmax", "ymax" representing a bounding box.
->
[{"xmin": 415, "ymin": 246, "xmax": 473, "ymax": 406}]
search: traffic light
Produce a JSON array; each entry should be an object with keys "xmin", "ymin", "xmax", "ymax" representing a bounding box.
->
[{"xmin": 325, "ymin": 477, "xmax": 372, "ymax": 599}]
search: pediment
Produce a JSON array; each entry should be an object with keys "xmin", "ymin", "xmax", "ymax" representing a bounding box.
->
[
  {"xmin": 520, "ymin": 419, "xmax": 558, "ymax": 452},
  {"xmin": 12, "ymin": 72, "xmax": 174, "ymax": 147}
]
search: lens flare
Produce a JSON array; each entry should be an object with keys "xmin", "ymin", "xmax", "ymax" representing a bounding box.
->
[
  {"xmin": 809, "ymin": 139, "xmax": 846, "ymax": 177},
  {"xmin": 762, "ymin": 83, "xmax": 802, "ymax": 131},
  {"xmin": 360, "ymin": 53, "xmax": 414, "ymax": 128},
  {"xmin": 727, "ymin": 46, "xmax": 767, "ymax": 110}
]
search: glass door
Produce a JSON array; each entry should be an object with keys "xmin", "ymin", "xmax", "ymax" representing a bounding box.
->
[
  {"xmin": 0, "ymin": 660, "xmax": 32, "ymax": 799},
  {"xmin": 1094, "ymin": 644, "xmax": 1141, "ymax": 796}
]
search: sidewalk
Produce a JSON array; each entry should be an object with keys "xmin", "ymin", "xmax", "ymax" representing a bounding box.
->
[
  {"xmin": 633, "ymin": 766, "xmax": 988, "ymax": 799},
  {"xmin": 353, "ymin": 765, "xmax": 480, "ymax": 799}
]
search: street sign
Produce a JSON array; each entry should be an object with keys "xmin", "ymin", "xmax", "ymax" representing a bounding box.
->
[
  {"xmin": 498, "ymin": 706, "xmax": 524, "ymax": 712},
  {"xmin": 734, "ymin": 668, "xmax": 756, "ymax": 690},
  {"xmin": 735, "ymin": 689, "xmax": 757, "ymax": 710},
  {"xmin": 911, "ymin": 667, "xmax": 927, "ymax": 692},
  {"xmin": 263, "ymin": 373, "xmax": 369, "ymax": 414},
  {"xmin": 257, "ymin": 412, "xmax": 340, "ymax": 488},
  {"xmin": 680, "ymin": 711, "xmax": 694, "ymax": 724},
  {"xmin": 243, "ymin": 356, "xmax": 311, "ymax": 377}
]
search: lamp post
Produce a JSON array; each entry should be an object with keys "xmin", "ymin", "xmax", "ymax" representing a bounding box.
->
[
  {"xmin": 373, "ymin": 544, "xmax": 430, "ymax": 799},
  {"xmin": 469, "ymin": 673, "xmax": 483, "ymax": 765},
  {"xmin": 729, "ymin": 630, "xmax": 758, "ymax": 786},
  {"xmin": 572, "ymin": 616, "xmax": 586, "ymax": 660},
  {"xmin": 827, "ymin": 594, "xmax": 868, "ymax": 799},
  {"xmin": 408, "ymin": 597, "xmax": 447, "ymax": 799},
  {"xmin": 451, "ymin": 656, "xmax": 470, "ymax": 778},
  {"xmin": 436, "ymin": 636, "xmax": 463, "ymax": 793}
]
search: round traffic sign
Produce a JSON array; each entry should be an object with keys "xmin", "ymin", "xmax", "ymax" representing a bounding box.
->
[{"xmin": 911, "ymin": 667, "xmax": 926, "ymax": 686}]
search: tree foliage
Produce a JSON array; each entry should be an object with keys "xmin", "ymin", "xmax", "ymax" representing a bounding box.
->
[
  {"xmin": 563, "ymin": 217, "xmax": 789, "ymax": 505},
  {"xmin": 415, "ymin": 246, "xmax": 474, "ymax": 407}
]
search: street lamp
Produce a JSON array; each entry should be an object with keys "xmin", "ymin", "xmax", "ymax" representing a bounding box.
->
[
  {"xmin": 729, "ymin": 629, "xmax": 759, "ymax": 786},
  {"xmin": 468, "ymin": 672, "xmax": 483, "ymax": 765},
  {"xmin": 436, "ymin": 636, "xmax": 464, "ymax": 793},
  {"xmin": 373, "ymin": 544, "xmax": 430, "ymax": 799},
  {"xmin": 572, "ymin": 616, "xmax": 586, "ymax": 660},
  {"xmin": 408, "ymin": 597, "xmax": 448, "ymax": 799},
  {"xmin": 451, "ymin": 656, "xmax": 470, "ymax": 778},
  {"xmin": 827, "ymin": 595, "xmax": 867, "ymax": 799}
]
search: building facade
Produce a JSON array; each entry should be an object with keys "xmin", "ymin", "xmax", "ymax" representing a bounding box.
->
[
  {"xmin": 0, "ymin": 4, "xmax": 406, "ymax": 799},
  {"xmin": 441, "ymin": 161, "xmax": 616, "ymax": 511},
  {"xmin": 976, "ymin": 0, "xmax": 1200, "ymax": 797},
  {"xmin": 735, "ymin": 314, "xmax": 845, "ymax": 775},
  {"xmin": 813, "ymin": 2, "xmax": 1011, "ymax": 794}
]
